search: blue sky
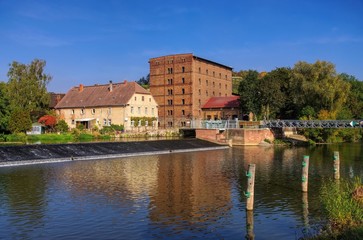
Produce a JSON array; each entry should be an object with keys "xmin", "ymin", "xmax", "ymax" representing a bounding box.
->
[{"xmin": 1, "ymin": 0, "xmax": 362, "ymax": 93}]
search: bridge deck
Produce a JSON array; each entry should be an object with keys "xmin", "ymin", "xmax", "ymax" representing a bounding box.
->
[{"xmin": 263, "ymin": 120, "xmax": 363, "ymax": 128}]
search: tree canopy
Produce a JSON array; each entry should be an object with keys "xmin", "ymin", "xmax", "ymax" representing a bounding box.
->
[{"xmin": 236, "ymin": 60, "xmax": 360, "ymax": 121}]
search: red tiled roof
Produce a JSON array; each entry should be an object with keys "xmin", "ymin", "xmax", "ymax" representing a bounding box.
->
[
  {"xmin": 55, "ymin": 81, "xmax": 150, "ymax": 108},
  {"xmin": 201, "ymin": 96, "xmax": 240, "ymax": 109}
]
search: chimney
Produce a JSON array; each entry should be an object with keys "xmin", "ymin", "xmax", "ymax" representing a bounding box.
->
[
  {"xmin": 79, "ymin": 84, "xmax": 84, "ymax": 92},
  {"xmin": 109, "ymin": 80, "xmax": 113, "ymax": 92}
]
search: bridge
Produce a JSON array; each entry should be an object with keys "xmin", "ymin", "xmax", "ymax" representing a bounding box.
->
[
  {"xmin": 188, "ymin": 119, "xmax": 363, "ymax": 129},
  {"xmin": 262, "ymin": 120, "xmax": 363, "ymax": 128}
]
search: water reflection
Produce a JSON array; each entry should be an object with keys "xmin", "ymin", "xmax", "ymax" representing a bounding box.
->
[{"xmin": 0, "ymin": 143, "xmax": 362, "ymax": 239}]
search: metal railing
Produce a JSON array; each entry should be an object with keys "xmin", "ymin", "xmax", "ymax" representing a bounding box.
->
[{"xmin": 263, "ymin": 120, "xmax": 363, "ymax": 128}]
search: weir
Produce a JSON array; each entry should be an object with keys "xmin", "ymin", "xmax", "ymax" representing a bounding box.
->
[{"xmin": 0, "ymin": 139, "xmax": 228, "ymax": 167}]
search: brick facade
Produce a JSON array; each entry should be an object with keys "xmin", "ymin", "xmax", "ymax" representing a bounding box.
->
[{"xmin": 149, "ymin": 53, "xmax": 232, "ymax": 128}]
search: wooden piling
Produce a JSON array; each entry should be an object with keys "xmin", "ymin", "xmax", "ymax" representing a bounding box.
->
[
  {"xmin": 245, "ymin": 164, "xmax": 256, "ymax": 210},
  {"xmin": 333, "ymin": 151, "xmax": 340, "ymax": 180},
  {"xmin": 302, "ymin": 155, "xmax": 309, "ymax": 192},
  {"xmin": 246, "ymin": 210, "xmax": 255, "ymax": 240},
  {"xmin": 302, "ymin": 192, "xmax": 309, "ymax": 227}
]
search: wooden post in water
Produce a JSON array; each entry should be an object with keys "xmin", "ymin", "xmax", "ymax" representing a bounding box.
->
[
  {"xmin": 245, "ymin": 164, "xmax": 256, "ymax": 210},
  {"xmin": 301, "ymin": 155, "xmax": 309, "ymax": 192},
  {"xmin": 333, "ymin": 151, "xmax": 340, "ymax": 180},
  {"xmin": 246, "ymin": 210, "xmax": 255, "ymax": 240}
]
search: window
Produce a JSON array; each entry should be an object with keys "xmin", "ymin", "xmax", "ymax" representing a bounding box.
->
[
  {"xmin": 199, "ymin": 89, "xmax": 201, "ymax": 95},
  {"xmin": 168, "ymin": 89, "xmax": 173, "ymax": 95},
  {"xmin": 225, "ymin": 74, "xmax": 227, "ymax": 79},
  {"xmin": 198, "ymin": 99, "xmax": 201, "ymax": 107},
  {"xmin": 131, "ymin": 106, "xmax": 134, "ymax": 114},
  {"xmin": 213, "ymin": 71, "xmax": 215, "ymax": 77},
  {"xmin": 219, "ymin": 73, "xmax": 222, "ymax": 78},
  {"xmin": 168, "ymin": 68, "xmax": 173, "ymax": 74},
  {"xmin": 108, "ymin": 119, "xmax": 112, "ymax": 126},
  {"xmin": 103, "ymin": 119, "xmax": 107, "ymax": 125},
  {"xmin": 134, "ymin": 96, "xmax": 137, "ymax": 101},
  {"xmin": 206, "ymin": 90, "xmax": 209, "ymax": 96},
  {"xmin": 181, "ymin": 58, "xmax": 185, "ymax": 62},
  {"xmin": 149, "ymin": 97, "xmax": 151, "ymax": 102},
  {"xmin": 182, "ymin": 66, "xmax": 185, "ymax": 72},
  {"xmin": 91, "ymin": 109, "xmax": 95, "ymax": 114},
  {"xmin": 71, "ymin": 109, "xmax": 74, "ymax": 115},
  {"xmin": 182, "ymin": 88, "xmax": 185, "ymax": 94},
  {"xmin": 213, "ymin": 91, "xmax": 215, "ymax": 96},
  {"xmin": 80, "ymin": 109, "xmax": 85, "ymax": 115},
  {"xmin": 219, "ymin": 83, "xmax": 221, "ymax": 88},
  {"xmin": 182, "ymin": 99, "xmax": 185, "ymax": 105},
  {"xmin": 182, "ymin": 77, "xmax": 185, "ymax": 84},
  {"xmin": 213, "ymin": 82, "xmax": 215, "ymax": 87},
  {"xmin": 71, "ymin": 119, "xmax": 75, "ymax": 125},
  {"xmin": 199, "ymin": 78, "xmax": 201, "ymax": 85},
  {"xmin": 199, "ymin": 67, "xmax": 201, "ymax": 73},
  {"xmin": 225, "ymin": 84, "xmax": 227, "ymax": 89},
  {"xmin": 206, "ymin": 69, "xmax": 208, "ymax": 75},
  {"xmin": 145, "ymin": 107, "xmax": 148, "ymax": 114},
  {"xmin": 138, "ymin": 107, "xmax": 141, "ymax": 114},
  {"xmin": 206, "ymin": 80, "xmax": 208, "ymax": 86},
  {"xmin": 168, "ymin": 79, "xmax": 173, "ymax": 85},
  {"xmin": 168, "ymin": 99, "xmax": 173, "ymax": 105},
  {"xmin": 142, "ymin": 96, "xmax": 144, "ymax": 101},
  {"xmin": 182, "ymin": 110, "xmax": 185, "ymax": 116}
]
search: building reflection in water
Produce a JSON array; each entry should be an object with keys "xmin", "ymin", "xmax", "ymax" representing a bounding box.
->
[{"xmin": 57, "ymin": 150, "xmax": 233, "ymax": 234}]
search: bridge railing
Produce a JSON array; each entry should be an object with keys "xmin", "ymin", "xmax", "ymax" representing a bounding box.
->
[
  {"xmin": 189, "ymin": 119, "xmax": 239, "ymax": 129},
  {"xmin": 263, "ymin": 120, "xmax": 363, "ymax": 128}
]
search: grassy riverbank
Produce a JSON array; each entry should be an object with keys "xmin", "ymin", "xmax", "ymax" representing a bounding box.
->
[
  {"xmin": 0, "ymin": 129, "xmax": 182, "ymax": 145},
  {"xmin": 306, "ymin": 177, "xmax": 363, "ymax": 239}
]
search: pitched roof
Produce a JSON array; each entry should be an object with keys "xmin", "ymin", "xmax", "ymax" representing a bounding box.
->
[
  {"xmin": 55, "ymin": 81, "xmax": 150, "ymax": 109},
  {"xmin": 201, "ymin": 96, "xmax": 240, "ymax": 109}
]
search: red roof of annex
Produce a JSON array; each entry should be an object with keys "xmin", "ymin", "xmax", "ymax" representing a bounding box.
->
[{"xmin": 201, "ymin": 96, "xmax": 240, "ymax": 109}]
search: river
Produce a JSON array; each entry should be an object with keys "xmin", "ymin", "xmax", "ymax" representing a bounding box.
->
[{"xmin": 0, "ymin": 143, "xmax": 362, "ymax": 239}]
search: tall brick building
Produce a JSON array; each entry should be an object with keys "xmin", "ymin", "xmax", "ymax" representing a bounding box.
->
[{"xmin": 149, "ymin": 53, "xmax": 233, "ymax": 128}]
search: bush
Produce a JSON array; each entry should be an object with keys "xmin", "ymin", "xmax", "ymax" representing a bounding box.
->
[{"xmin": 55, "ymin": 120, "xmax": 69, "ymax": 133}]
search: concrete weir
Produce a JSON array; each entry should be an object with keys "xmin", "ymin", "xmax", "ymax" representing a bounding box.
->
[{"xmin": 0, "ymin": 139, "xmax": 229, "ymax": 167}]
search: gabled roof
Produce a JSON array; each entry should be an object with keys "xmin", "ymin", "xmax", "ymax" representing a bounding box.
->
[
  {"xmin": 55, "ymin": 81, "xmax": 150, "ymax": 109},
  {"xmin": 201, "ymin": 96, "xmax": 240, "ymax": 109}
]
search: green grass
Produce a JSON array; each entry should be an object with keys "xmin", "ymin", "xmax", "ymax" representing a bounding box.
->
[{"xmin": 306, "ymin": 177, "xmax": 363, "ymax": 240}]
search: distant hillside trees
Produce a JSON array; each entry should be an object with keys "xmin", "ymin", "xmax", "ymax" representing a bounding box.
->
[{"xmin": 137, "ymin": 74, "xmax": 150, "ymax": 89}]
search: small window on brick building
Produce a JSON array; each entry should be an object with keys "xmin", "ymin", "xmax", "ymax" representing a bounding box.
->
[
  {"xmin": 182, "ymin": 110, "xmax": 185, "ymax": 116},
  {"xmin": 199, "ymin": 78, "xmax": 201, "ymax": 85},
  {"xmin": 199, "ymin": 89, "xmax": 201, "ymax": 95},
  {"xmin": 199, "ymin": 67, "xmax": 201, "ymax": 73},
  {"xmin": 206, "ymin": 80, "xmax": 208, "ymax": 86},
  {"xmin": 219, "ymin": 73, "xmax": 222, "ymax": 78},
  {"xmin": 182, "ymin": 77, "xmax": 185, "ymax": 83},
  {"xmin": 182, "ymin": 88, "xmax": 185, "ymax": 94},
  {"xmin": 182, "ymin": 66, "xmax": 185, "ymax": 72},
  {"xmin": 206, "ymin": 69, "xmax": 208, "ymax": 75},
  {"xmin": 182, "ymin": 99, "xmax": 185, "ymax": 105},
  {"xmin": 213, "ymin": 71, "xmax": 215, "ymax": 77}
]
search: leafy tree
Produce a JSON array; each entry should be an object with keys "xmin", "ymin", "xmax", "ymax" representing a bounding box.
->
[
  {"xmin": 6, "ymin": 59, "xmax": 52, "ymax": 122},
  {"xmin": 38, "ymin": 115, "xmax": 57, "ymax": 132},
  {"xmin": 55, "ymin": 120, "xmax": 69, "ymax": 133},
  {"xmin": 340, "ymin": 73, "xmax": 363, "ymax": 119},
  {"xmin": 8, "ymin": 109, "xmax": 32, "ymax": 133},
  {"xmin": 259, "ymin": 68, "xmax": 290, "ymax": 119},
  {"xmin": 238, "ymin": 70, "xmax": 261, "ymax": 120},
  {"xmin": 0, "ymin": 82, "xmax": 10, "ymax": 133},
  {"xmin": 291, "ymin": 61, "xmax": 350, "ymax": 119}
]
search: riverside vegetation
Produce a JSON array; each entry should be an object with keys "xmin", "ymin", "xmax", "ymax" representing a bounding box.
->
[{"xmin": 303, "ymin": 177, "xmax": 363, "ymax": 240}]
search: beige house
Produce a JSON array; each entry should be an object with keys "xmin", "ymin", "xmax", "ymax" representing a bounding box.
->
[{"xmin": 55, "ymin": 80, "xmax": 158, "ymax": 131}]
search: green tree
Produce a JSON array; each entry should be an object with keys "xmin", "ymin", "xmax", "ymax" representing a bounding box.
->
[
  {"xmin": 238, "ymin": 70, "xmax": 261, "ymax": 120},
  {"xmin": 340, "ymin": 73, "xmax": 363, "ymax": 119},
  {"xmin": 292, "ymin": 61, "xmax": 350, "ymax": 119},
  {"xmin": 8, "ymin": 108, "xmax": 32, "ymax": 133},
  {"xmin": 6, "ymin": 59, "xmax": 52, "ymax": 122},
  {"xmin": 55, "ymin": 119, "xmax": 69, "ymax": 133},
  {"xmin": 0, "ymin": 82, "xmax": 10, "ymax": 133},
  {"xmin": 259, "ymin": 68, "xmax": 290, "ymax": 119}
]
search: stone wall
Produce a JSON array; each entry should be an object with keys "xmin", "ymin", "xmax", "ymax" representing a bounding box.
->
[{"xmin": 196, "ymin": 128, "xmax": 275, "ymax": 145}]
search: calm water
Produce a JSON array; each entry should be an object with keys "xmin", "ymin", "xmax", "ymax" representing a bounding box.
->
[{"xmin": 0, "ymin": 143, "xmax": 362, "ymax": 240}]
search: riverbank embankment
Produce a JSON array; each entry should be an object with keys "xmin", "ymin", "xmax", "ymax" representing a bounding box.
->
[{"xmin": 0, "ymin": 139, "xmax": 228, "ymax": 167}]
